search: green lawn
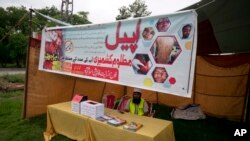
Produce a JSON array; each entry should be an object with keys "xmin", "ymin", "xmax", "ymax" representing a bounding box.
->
[
  {"xmin": 154, "ymin": 104, "xmax": 250, "ymax": 141},
  {"xmin": 0, "ymin": 90, "xmax": 71, "ymax": 141},
  {"xmin": 0, "ymin": 90, "xmax": 249, "ymax": 141},
  {"xmin": 0, "ymin": 91, "xmax": 46, "ymax": 141}
]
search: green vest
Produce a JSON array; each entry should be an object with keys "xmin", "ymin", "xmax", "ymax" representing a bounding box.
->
[{"xmin": 129, "ymin": 98, "xmax": 145, "ymax": 116}]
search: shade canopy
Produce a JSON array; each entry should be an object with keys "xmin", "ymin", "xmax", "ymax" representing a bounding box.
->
[{"xmin": 182, "ymin": 0, "xmax": 250, "ymax": 54}]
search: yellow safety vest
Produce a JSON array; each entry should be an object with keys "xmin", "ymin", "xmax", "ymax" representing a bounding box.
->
[{"xmin": 129, "ymin": 99, "xmax": 145, "ymax": 116}]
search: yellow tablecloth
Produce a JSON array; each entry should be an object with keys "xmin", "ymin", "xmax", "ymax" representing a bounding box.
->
[{"xmin": 44, "ymin": 102, "xmax": 175, "ymax": 141}]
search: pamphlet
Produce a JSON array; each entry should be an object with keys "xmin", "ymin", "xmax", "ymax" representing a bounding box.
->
[
  {"xmin": 107, "ymin": 117, "xmax": 126, "ymax": 126},
  {"xmin": 123, "ymin": 122, "xmax": 143, "ymax": 132},
  {"xmin": 96, "ymin": 115, "xmax": 113, "ymax": 122},
  {"xmin": 96, "ymin": 116, "xmax": 106, "ymax": 122},
  {"xmin": 101, "ymin": 115, "xmax": 113, "ymax": 120}
]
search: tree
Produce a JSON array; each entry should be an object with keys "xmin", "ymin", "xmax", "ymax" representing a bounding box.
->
[
  {"xmin": 0, "ymin": 7, "xmax": 8, "ymax": 29},
  {"xmin": 71, "ymin": 11, "xmax": 91, "ymax": 25},
  {"xmin": 116, "ymin": 0, "xmax": 151, "ymax": 20},
  {"xmin": 0, "ymin": 42, "xmax": 11, "ymax": 67},
  {"xmin": 32, "ymin": 6, "xmax": 64, "ymax": 29},
  {"xmin": 0, "ymin": 6, "xmax": 29, "ymax": 67},
  {"xmin": 6, "ymin": 6, "xmax": 29, "ymax": 35},
  {"xmin": 116, "ymin": 6, "xmax": 131, "ymax": 20},
  {"xmin": 129, "ymin": 0, "xmax": 152, "ymax": 18},
  {"xmin": 8, "ymin": 32, "xmax": 28, "ymax": 67},
  {"xmin": 0, "ymin": 5, "xmax": 92, "ymax": 67},
  {"xmin": 32, "ymin": 6, "xmax": 91, "ymax": 30}
]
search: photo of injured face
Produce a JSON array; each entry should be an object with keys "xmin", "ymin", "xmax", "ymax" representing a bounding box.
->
[
  {"xmin": 152, "ymin": 67, "xmax": 168, "ymax": 83},
  {"xmin": 142, "ymin": 27, "xmax": 155, "ymax": 40},
  {"xmin": 156, "ymin": 17, "xmax": 170, "ymax": 32}
]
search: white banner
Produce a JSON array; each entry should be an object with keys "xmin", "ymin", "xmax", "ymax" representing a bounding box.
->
[{"xmin": 39, "ymin": 10, "xmax": 197, "ymax": 97}]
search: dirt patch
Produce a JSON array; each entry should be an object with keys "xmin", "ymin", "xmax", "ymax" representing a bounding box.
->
[{"xmin": 0, "ymin": 82, "xmax": 25, "ymax": 91}]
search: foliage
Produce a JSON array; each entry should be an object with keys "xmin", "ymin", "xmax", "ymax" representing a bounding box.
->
[
  {"xmin": 116, "ymin": 0, "xmax": 151, "ymax": 20},
  {"xmin": 8, "ymin": 33, "xmax": 28, "ymax": 67},
  {"xmin": 0, "ymin": 6, "xmax": 28, "ymax": 68},
  {"xmin": 6, "ymin": 6, "xmax": 29, "ymax": 35},
  {"xmin": 0, "ymin": 74, "xmax": 25, "ymax": 83},
  {"xmin": 129, "ymin": 0, "xmax": 152, "ymax": 18},
  {"xmin": 32, "ymin": 6, "xmax": 62, "ymax": 29},
  {"xmin": 0, "ymin": 42, "xmax": 12, "ymax": 67},
  {"xmin": 116, "ymin": 6, "xmax": 131, "ymax": 20},
  {"xmin": 0, "ymin": 7, "xmax": 8, "ymax": 29},
  {"xmin": 0, "ymin": 5, "xmax": 91, "ymax": 68},
  {"xmin": 71, "ymin": 11, "xmax": 91, "ymax": 25}
]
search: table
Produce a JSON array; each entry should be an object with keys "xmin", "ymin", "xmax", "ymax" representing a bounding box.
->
[{"xmin": 44, "ymin": 102, "xmax": 175, "ymax": 141}]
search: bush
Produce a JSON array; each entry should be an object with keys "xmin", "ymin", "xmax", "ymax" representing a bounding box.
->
[{"xmin": 1, "ymin": 74, "xmax": 25, "ymax": 83}]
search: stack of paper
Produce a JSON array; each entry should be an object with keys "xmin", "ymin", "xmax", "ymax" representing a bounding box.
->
[
  {"xmin": 80, "ymin": 100, "xmax": 104, "ymax": 118},
  {"xmin": 71, "ymin": 94, "xmax": 88, "ymax": 113}
]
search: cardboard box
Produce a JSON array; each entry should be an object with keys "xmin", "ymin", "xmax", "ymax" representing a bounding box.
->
[
  {"xmin": 80, "ymin": 100, "xmax": 104, "ymax": 118},
  {"xmin": 71, "ymin": 94, "xmax": 88, "ymax": 114}
]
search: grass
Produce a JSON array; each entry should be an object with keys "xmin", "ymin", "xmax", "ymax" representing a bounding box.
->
[
  {"xmin": 0, "ymin": 91, "xmax": 44, "ymax": 141},
  {"xmin": 154, "ymin": 104, "xmax": 250, "ymax": 141},
  {"xmin": 0, "ymin": 92, "xmax": 249, "ymax": 141},
  {"xmin": 0, "ymin": 90, "xmax": 72, "ymax": 141},
  {"xmin": 0, "ymin": 74, "xmax": 249, "ymax": 141},
  {"xmin": 0, "ymin": 74, "xmax": 70, "ymax": 141}
]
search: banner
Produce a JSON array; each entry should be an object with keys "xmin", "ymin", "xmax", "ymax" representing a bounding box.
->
[{"xmin": 39, "ymin": 10, "xmax": 197, "ymax": 97}]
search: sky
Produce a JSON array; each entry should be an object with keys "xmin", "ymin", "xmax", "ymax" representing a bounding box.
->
[{"xmin": 0, "ymin": 0, "xmax": 200, "ymax": 24}]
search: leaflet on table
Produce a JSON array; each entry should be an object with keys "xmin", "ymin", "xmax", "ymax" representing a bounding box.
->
[
  {"xmin": 107, "ymin": 116, "xmax": 126, "ymax": 126},
  {"xmin": 96, "ymin": 114, "xmax": 126, "ymax": 124},
  {"xmin": 101, "ymin": 115, "xmax": 114, "ymax": 120},
  {"xmin": 123, "ymin": 122, "xmax": 143, "ymax": 132},
  {"xmin": 96, "ymin": 114, "xmax": 126, "ymax": 126},
  {"xmin": 95, "ymin": 115, "xmax": 113, "ymax": 122}
]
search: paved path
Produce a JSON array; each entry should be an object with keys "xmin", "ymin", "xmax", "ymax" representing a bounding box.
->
[{"xmin": 0, "ymin": 68, "xmax": 26, "ymax": 75}]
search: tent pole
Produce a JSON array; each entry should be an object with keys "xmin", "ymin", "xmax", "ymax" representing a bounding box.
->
[
  {"xmin": 124, "ymin": 85, "xmax": 127, "ymax": 96},
  {"xmin": 193, "ymin": 66, "xmax": 197, "ymax": 104},
  {"xmin": 242, "ymin": 70, "xmax": 250, "ymax": 123},
  {"xmin": 156, "ymin": 92, "xmax": 159, "ymax": 104},
  {"xmin": 243, "ymin": 87, "xmax": 249, "ymax": 122},
  {"xmin": 70, "ymin": 77, "xmax": 77, "ymax": 100},
  {"xmin": 22, "ymin": 9, "xmax": 33, "ymax": 119},
  {"xmin": 100, "ymin": 82, "xmax": 107, "ymax": 102}
]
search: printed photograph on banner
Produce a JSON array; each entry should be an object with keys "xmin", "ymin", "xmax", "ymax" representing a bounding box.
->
[
  {"xmin": 132, "ymin": 54, "xmax": 152, "ymax": 75},
  {"xmin": 142, "ymin": 27, "xmax": 155, "ymax": 41},
  {"xmin": 151, "ymin": 67, "xmax": 168, "ymax": 83},
  {"xmin": 156, "ymin": 17, "xmax": 171, "ymax": 32},
  {"xmin": 150, "ymin": 36, "xmax": 182, "ymax": 65},
  {"xmin": 43, "ymin": 29, "xmax": 63, "ymax": 70},
  {"xmin": 178, "ymin": 23, "xmax": 194, "ymax": 40}
]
